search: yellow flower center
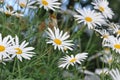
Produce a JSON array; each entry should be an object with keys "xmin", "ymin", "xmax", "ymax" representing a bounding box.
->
[
  {"xmin": 70, "ymin": 58, "xmax": 77, "ymax": 63},
  {"xmin": 114, "ymin": 44, "xmax": 120, "ymax": 49},
  {"xmin": 0, "ymin": 45, "xmax": 5, "ymax": 52},
  {"xmin": 99, "ymin": 6, "xmax": 104, "ymax": 12},
  {"xmin": 85, "ymin": 17, "xmax": 92, "ymax": 22},
  {"xmin": 15, "ymin": 48, "xmax": 22, "ymax": 54},
  {"xmin": 42, "ymin": 0, "xmax": 48, "ymax": 6},
  {"xmin": 53, "ymin": 39, "xmax": 62, "ymax": 45},
  {"xmin": 104, "ymin": 47, "xmax": 110, "ymax": 51},
  {"xmin": 20, "ymin": 2, "xmax": 26, "ymax": 8},
  {"xmin": 102, "ymin": 35, "xmax": 108, "ymax": 38},
  {"xmin": 117, "ymin": 30, "xmax": 120, "ymax": 34},
  {"xmin": 108, "ymin": 59, "xmax": 113, "ymax": 64},
  {"xmin": 5, "ymin": 11, "xmax": 11, "ymax": 16}
]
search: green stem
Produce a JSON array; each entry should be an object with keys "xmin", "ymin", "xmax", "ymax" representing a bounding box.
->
[
  {"xmin": 17, "ymin": 60, "xmax": 21, "ymax": 78},
  {"xmin": 12, "ymin": 57, "xmax": 17, "ymax": 75},
  {"xmin": 72, "ymin": 25, "xmax": 86, "ymax": 40},
  {"xmin": 0, "ymin": 56, "xmax": 3, "ymax": 79},
  {"xmin": 0, "ymin": 62, "xmax": 3, "ymax": 80},
  {"xmin": 85, "ymin": 31, "xmax": 94, "ymax": 51}
]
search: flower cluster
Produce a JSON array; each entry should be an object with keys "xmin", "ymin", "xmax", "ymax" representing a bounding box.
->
[
  {"xmin": 92, "ymin": 0, "xmax": 114, "ymax": 19},
  {"xmin": 0, "ymin": 33, "xmax": 35, "ymax": 62},
  {"xmin": 74, "ymin": 0, "xmax": 114, "ymax": 29},
  {"xmin": 0, "ymin": 0, "xmax": 120, "ymax": 79},
  {"xmin": 73, "ymin": 0, "xmax": 120, "ymax": 79},
  {"xmin": 46, "ymin": 27, "xmax": 88, "ymax": 69},
  {"xmin": 95, "ymin": 23, "xmax": 120, "ymax": 54},
  {"xmin": 0, "ymin": 0, "xmax": 61, "ymax": 18},
  {"xmin": 44, "ymin": 0, "xmax": 119, "ymax": 71}
]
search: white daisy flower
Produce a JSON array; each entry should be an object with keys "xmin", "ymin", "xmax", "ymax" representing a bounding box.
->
[
  {"xmin": 92, "ymin": 0, "xmax": 114, "ymax": 19},
  {"xmin": 110, "ymin": 23, "xmax": 120, "ymax": 37},
  {"xmin": 106, "ymin": 36, "xmax": 120, "ymax": 54},
  {"xmin": 11, "ymin": 35, "xmax": 35, "ymax": 61},
  {"xmin": 95, "ymin": 68, "xmax": 109, "ymax": 75},
  {"xmin": 74, "ymin": 8, "xmax": 106, "ymax": 29},
  {"xmin": 100, "ymin": 54, "xmax": 113, "ymax": 65},
  {"xmin": 46, "ymin": 27, "xmax": 74, "ymax": 52},
  {"xmin": 4, "ymin": 9, "xmax": 14, "ymax": 16},
  {"xmin": 94, "ymin": 29, "xmax": 111, "ymax": 46},
  {"xmin": 0, "ymin": 6, "xmax": 15, "ymax": 16},
  {"xmin": 0, "ymin": 33, "xmax": 15, "ymax": 60},
  {"xmin": 58, "ymin": 53, "xmax": 88, "ymax": 69},
  {"xmin": 109, "ymin": 68, "xmax": 120, "ymax": 80},
  {"xmin": 17, "ymin": 0, "xmax": 37, "ymax": 9},
  {"xmin": 37, "ymin": 0, "xmax": 61, "ymax": 11}
]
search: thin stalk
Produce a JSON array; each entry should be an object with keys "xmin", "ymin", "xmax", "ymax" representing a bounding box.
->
[
  {"xmin": 0, "ymin": 56, "xmax": 4, "ymax": 79},
  {"xmin": 17, "ymin": 60, "xmax": 21, "ymax": 78},
  {"xmin": 85, "ymin": 31, "xmax": 94, "ymax": 51},
  {"xmin": 12, "ymin": 57, "xmax": 17, "ymax": 75}
]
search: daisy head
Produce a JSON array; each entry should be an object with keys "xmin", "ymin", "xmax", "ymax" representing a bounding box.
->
[
  {"xmin": 37, "ymin": 0, "xmax": 61, "ymax": 11},
  {"xmin": 58, "ymin": 53, "xmax": 88, "ymax": 69},
  {"xmin": 110, "ymin": 23, "xmax": 120, "ymax": 37},
  {"xmin": 17, "ymin": 0, "xmax": 37, "ymax": 9},
  {"xmin": 11, "ymin": 35, "xmax": 35, "ymax": 61},
  {"xmin": 92, "ymin": 0, "xmax": 114, "ymax": 19},
  {"xmin": 100, "ymin": 54, "xmax": 113, "ymax": 65},
  {"xmin": 95, "ymin": 68, "xmax": 109, "ymax": 75},
  {"xmin": 17, "ymin": 0, "xmax": 27, "ymax": 8},
  {"xmin": 0, "ymin": 33, "xmax": 14, "ymax": 60},
  {"xmin": 109, "ymin": 68, "xmax": 120, "ymax": 80},
  {"xmin": 94, "ymin": 29, "xmax": 111, "ymax": 46},
  {"xmin": 106, "ymin": 36, "xmax": 120, "ymax": 54},
  {"xmin": 95, "ymin": 29, "xmax": 110, "ymax": 39},
  {"xmin": 74, "ymin": 8, "xmax": 106, "ymax": 29},
  {"xmin": 46, "ymin": 27, "xmax": 74, "ymax": 53},
  {"xmin": 0, "ymin": 5, "xmax": 15, "ymax": 17}
]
